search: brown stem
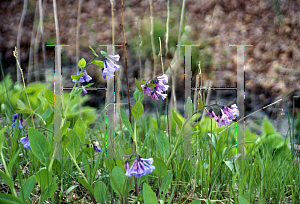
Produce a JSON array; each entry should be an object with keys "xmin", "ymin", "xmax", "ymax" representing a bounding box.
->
[{"xmin": 121, "ymin": 0, "xmax": 132, "ymax": 125}]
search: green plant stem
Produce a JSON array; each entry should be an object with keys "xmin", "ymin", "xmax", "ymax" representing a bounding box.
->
[
  {"xmin": 209, "ymin": 118, "xmax": 212, "ymax": 196},
  {"xmin": 166, "ymin": 111, "xmax": 197, "ymax": 167},
  {"xmin": 65, "ymin": 148, "xmax": 89, "ymax": 185},
  {"xmin": 62, "ymin": 56, "xmax": 96, "ymax": 127},
  {"xmin": 134, "ymin": 120, "xmax": 137, "ymax": 152},
  {"xmin": 0, "ymin": 150, "xmax": 17, "ymax": 196},
  {"xmin": 13, "ymin": 47, "xmax": 35, "ymax": 128}
]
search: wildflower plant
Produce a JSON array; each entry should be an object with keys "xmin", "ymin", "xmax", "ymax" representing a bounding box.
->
[{"xmin": 141, "ymin": 74, "xmax": 169, "ymax": 100}]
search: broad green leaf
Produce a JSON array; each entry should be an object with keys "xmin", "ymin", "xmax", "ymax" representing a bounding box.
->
[
  {"xmin": 120, "ymin": 109, "xmax": 133, "ymax": 136},
  {"xmin": 89, "ymin": 46, "xmax": 99, "ymax": 57},
  {"xmin": 73, "ymin": 126, "xmax": 85, "ymax": 143},
  {"xmin": 16, "ymin": 99, "xmax": 25, "ymax": 110},
  {"xmin": 20, "ymin": 176, "xmax": 35, "ymax": 201},
  {"xmin": 77, "ymin": 58, "xmax": 86, "ymax": 68},
  {"xmin": 159, "ymin": 170, "xmax": 172, "ymax": 196},
  {"xmin": 91, "ymin": 60, "xmax": 103, "ymax": 68},
  {"xmin": 8, "ymin": 149, "xmax": 20, "ymax": 174},
  {"xmin": 42, "ymin": 108, "xmax": 53, "ymax": 120},
  {"xmin": 132, "ymin": 101, "xmax": 144, "ymax": 120},
  {"xmin": 62, "ymin": 121, "xmax": 70, "ymax": 136},
  {"xmin": 35, "ymin": 168, "xmax": 52, "ymax": 192},
  {"xmin": 78, "ymin": 176, "xmax": 94, "ymax": 194},
  {"xmin": 141, "ymin": 79, "xmax": 146, "ymax": 84},
  {"xmin": 0, "ymin": 170, "xmax": 15, "ymax": 195},
  {"xmin": 153, "ymin": 158, "xmax": 167, "ymax": 179},
  {"xmin": 28, "ymin": 128, "xmax": 50, "ymax": 165},
  {"xmin": 45, "ymin": 89, "xmax": 54, "ymax": 107},
  {"xmin": 71, "ymin": 72, "xmax": 84, "ymax": 82},
  {"xmin": 66, "ymin": 130, "xmax": 80, "ymax": 158},
  {"xmin": 224, "ymin": 160, "xmax": 235, "ymax": 174},
  {"xmin": 143, "ymin": 183, "xmax": 158, "ymax": 204},
  {"xmin": 110, "ymin": 166, "xmax": 126, "ymax": 197},
  {"xmin": 158, "ymin": 131, "xmax": 170, "ymax": 160},
  {"xmin": 94, "ymin": 181, "xmax": 108, "ymax": 203},
  {"xmin": 75, "ymin": 118, "xmax": 86, "ymax": 134},
  {"xmin": 100, "ymin": 50, "xmax": 107, "ymax": 57},
  {"xmin": 238, "ymin": 195, "xmax": 250, "ymax": 204},
  {"xmin": 62, "ymin": 135, "xmax": 71, "ymax": 147},
  {"xmin": 42, "ymin": 184, "xmax": 57, "ymax": 202},
  {"xmin": 172, "ymin": 109, "xmax": 182, "ymax": 128},
  {"xmin": 0, "ymin": 193, "xmax": 24, "ymax": 204},
  {"xmin": 133, "ymin": 87, "xmax": 144, "ymax": 102},
  {"xmin": 116, "ymin": 158, "xmax": 126, "ymax": 172},
  {"xmin": 135, "ymin": 78, "xmax": 142, "ymax": 92}
]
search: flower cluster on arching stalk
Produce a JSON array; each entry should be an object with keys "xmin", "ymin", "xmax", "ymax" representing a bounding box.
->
[
  {"xmin": 71, "ymin": 48, "xmax": 121, "ymax": 94},
  {"xmin": 124, "ymin": 155, "xmax": 155, "ymax": 178},
  {"xmin": 20, "ymin": 134, "xmax": 31, "ymax": 150},
  {"xmin": 141, "ymin": 74, "xmax": 169, "ymax": 100},
  {"xmin": 208, "ymin": 104, "xmax": 240, "ymax": 127},
  {"xmin": 12, "ymin": 114, "xmax": 23, "ymax": 129}
]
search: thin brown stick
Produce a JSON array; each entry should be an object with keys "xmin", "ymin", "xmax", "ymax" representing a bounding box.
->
[
  {"xmin": 38, "ymin": 0, "xmax": 47, "ymax": 87},
  {"xmin": 27, "ymin": 2, "xmax": 39, "ymax": 84},
  {"xmin": 16, "ymin": 0, "xmax": 28, "ymax": 84},
  {"xmin": 13, "ymin": 47, "xmax": 35, "ymax": 128},
  {"xmin": 121, "ymin": 0, "xmax": 132, "ymax": 124},
  {"xmin": 34, "ymin": 21, "xmax": 40, "ymax": 82},
  {"xmin": 165, "ymin": 0, "xmax": 170, "ymax": 55},
  {"xmin": 76, "ymin": 0, "xmax": 83, "ymax": 118},
  {"xmin": 149, "ymin": 0, "xmax": 157, "ymax": 77}
]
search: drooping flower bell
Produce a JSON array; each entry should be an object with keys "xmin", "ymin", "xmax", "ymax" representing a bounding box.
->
[
  {"xmin": 20, "ymin": 134, "xmax": 31, "ymax": 150},
  {"xmin": 141, "ymin": 74, "xmax": 169, "ymax": 100},
  {"xmin": 125, "ymin": 156, "xmax": 155, "ymax": 178},
  {"xmin": 72, "ymin": 69, "xmax": 92, "ymax": 83},
  {"xmin": 102, "ymin": 53, "xmax": 120, "ymax": 80},
  {"xmin": 12, "ymin": 114, "xmax": 23, "ymax": 129},
  {"xmin": 208, "ymin": 104, "xmax": 239, "ymax": 127}
]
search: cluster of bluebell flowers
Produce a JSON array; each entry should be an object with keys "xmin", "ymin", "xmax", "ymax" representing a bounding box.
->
[
  {"xmin": 208, "ymin": 104, "xmax": 240, "ymax": 127},
  {"xmin": 125, "ymin": 156, "xmax": 155, "ymax": 177},
  {"xmin": 20, "ymin": 134, "xmax": 31, "ymax": 150},
  {"xmin": 12, "ymin": 114, "xmax": 23, "ymax": 129},
  {"xmin": 72, "ymin": 69, "xmax": 92, "ymax": 83},
  {"xmin": 102, "ymin": 53, "xmax": 120, "ymax": 80},
  {"xmin": 141, "ymin": 74, "xmax": 169, "ymax": 100}
]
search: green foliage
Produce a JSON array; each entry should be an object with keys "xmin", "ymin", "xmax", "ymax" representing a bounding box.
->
[
  {"xmin": 132, "ymin": 101, "xmax": 144, "ymax": 120},
  {"xmin": 89, "ymin": 46, "xmax": 99, "ymax": 57},
  {"xmin": 110, "ymin": 166, "xmax": 126, "ymax": 197},
  {"xmin": 77, "ymin": 58, "xmax": 86, "ymax": 69},
  {"xmin": 28, "ymin": 128, "xmax": 51, "ymax": 166},
  {"xmin": 94, "ymin": 181, "xmax": 108, "ymax": 203},
  {"xmin": 152, "ymin": 158, "xmax": 167, "ymax": 179},
  {"xmin": 143, "ymin": 183, "xmax": 158, "ymax": 204}
]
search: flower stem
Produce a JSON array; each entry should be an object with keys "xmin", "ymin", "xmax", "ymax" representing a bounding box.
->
[
  {"xmin": 65, "ymin": 148, "xmax": 89, "ymax": 184},
  {"xmin": 62, "ymin": 56, "xmax": 96, "ymax": 127}
]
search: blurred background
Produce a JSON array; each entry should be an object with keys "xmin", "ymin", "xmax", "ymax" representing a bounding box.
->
[{"xmin": 0, "ymin": 0, "xmax": 300, "ymax": 138}]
